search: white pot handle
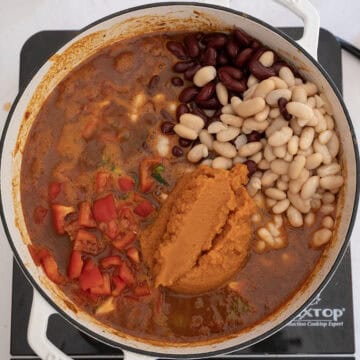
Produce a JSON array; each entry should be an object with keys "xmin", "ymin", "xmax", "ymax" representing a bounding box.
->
[
  {"xmin": 274, "ymin": 0, "xmax": 320, "ymax": 59},
  {"xmin": 28, "ymin": 290, "xmax": 73, "ymax": 360}
]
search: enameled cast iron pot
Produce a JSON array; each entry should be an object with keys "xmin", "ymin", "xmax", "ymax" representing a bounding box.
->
[{"xmin": 1, "ymin": 1, "xmax": 359, "ymax": 359}]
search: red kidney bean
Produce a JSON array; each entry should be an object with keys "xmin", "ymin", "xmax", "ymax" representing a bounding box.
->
[
  {"xmin": 192, "ymin": 107, "xmax": 208, "ymax": 122},
  {"xmin": 195, "ymin": 97, "xmax": 221, "ymax": 110},
  {"xmin": 217, "ymin": 52, "xmax": 229, "ymax": 66},
  {"xmin": 278, "ymin": 97, "xmax": 292, "ymax": 121},
  {"xmin": 249, "ymin": 59, "xmax": 276, "ymax": 80},
  {"xmin": 173, "ymin": 60, "xmax": 195, "ymax": 73},
  {"xmin": 234, "ymin": 47, "xmax": 254, "ymax": 68},
  {"xmin": 233, "ymin": 28, "xmax": 252, "ymax": 47},
  {"xmin": 171, "ymin": 77, "xmax": 184, "ymax": 86},
  {"xmin": 219, "ymin": 71, "xmax": 247, "ymax": 93},
  {"xmin": 246, "ymin": 131, "xmax": 264, "ymax": 142},
  {"xmin": 251, "ymin": 40, "xmax": 261, "ymax": 49},
  {"xmin": 196, "ymin": 82, "xmax": 216, "ymax": 101},
  {"xmin": 184, "ymin": 64, "xmax": 202, "ymax": 81},
  {"xmin": 147, "ymin": 75, "xmax": 160, "ymax": 95},
  {"xmin": 179, "ymin": 137, "xmax": 193, "ymax": 147},
  {"xmin": 184, "ymin": 34, "xmax": 200, "ymax": 58},
  {"xmin": 161, "ymin": 121, "xmax": 175, "ymax": 134},
  {"xmin": 179, "ymin": 86, "xmax": 199, "ymax": 103},
  {"xmin": 160, "ymin": 109, "xmax": 173, "ymax": 122},
  {"xmin": 199, "ymin": 47, "xmax": 217, "ymax": 66},
  {"xmin": 172, "ymin": 145, "xmax": 184, "ymax": 157},
  {"xmin": 271, "ymin": 60, "xmax": 288, "ymax": 74},
  {"xmin": 226, "ymin": 39, "xmax": 240, "ymax": 58},
  {"xmin": 176, "ymin": 103, "xmax": 189, "ymax": 121},
  {"xmin": 244, "ymin": 160, "xmax": 257, "ymax": 177},
  {"xmin": 207, "ymin": 34, "xmax": 228, "ymax": 49},
  {"xmin": 251, "ymin": 47, "xmax": 267, "ymax": 61},
  {"xmin": 213, "ymin": 108, "xmax": 222, "ymax": 118},
  {"xmin": 219, "ymin": 66, "xmax": 243, "ymax": 80},
  {"xmin": 166, "ymin": 41, "xmax": 188, "ymax": 60}
]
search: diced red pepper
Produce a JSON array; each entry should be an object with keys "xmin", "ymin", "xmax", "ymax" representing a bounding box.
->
[
  {"xmin": 78, "ymin": 201, "xmax": 96, "ymax": 227},
  {"xmin": 33, "ymin": 206, "xmax": 48, "ymax": 225},
  {"xmin": 126, "ymin": 247, "xmax": 140, "ymax": 264},
  {"xmin": 51, "ymin": 204, "xmax": 75, "ymax": 235},
  {"xmin": 90, "ymin": 273, "xmax": 111, "ymax": 295},
  {"xmin": 42, "ymin": 254, "xmax": 65, "ymax": 285},
  {"xmin": 100, "ymin": 255, "xmax": 122, "ymax": 268},
  {"xmin": 112, "ymin": 231, "xmax": 136, "ymax": 250},
  {"xmin": 99, "ymin": 219, "xmax": 120, "ymax": 239},
  {"xmin": 92, "ymin": 194, "xmax": 117, "ymax": 223},
  {"xmin": 79, "ymin": 259, "xmax": 104, "ymax": 291},
  {"xmin": 134, "ymin": 200, "xmax": 154, "ymax": 218},
  {"xmin": 28, "ymin": 244, "xmax": 50, "ymax": 266},
  {"xmin": 134, "ymin": 282, "xmax": 151, "ymax": 297},
  {"xmin": 119, "ymin": 262, "xmax": 135, "ymax": 286},
  {"xmin": 118, "ymin": 176, "xmax": 135, "ymax": 192},
  {"xmin": 139, "ymin": 157, "xmax": 163, "ymax": 193},
  {"xmin": 112, "ymin": 276, "xmax": 126, "ymax": 296},
  {"xmin": 73, "ymin": 229, "xmax": 100, "ymax": 255},
  {"xmin": 67, "ymin": 250, "xmax": 83, "ymax": 279},
  {"xmin": 48, "ymin": 182, "xmax": 62, "ymax": 201},
  {"xmin": 95, "ymin": 172, "xmax": 112, "ymax": 193},
  {"xmin": 118, "ymin": 207, "xmax": 138, "ymax": 232}
]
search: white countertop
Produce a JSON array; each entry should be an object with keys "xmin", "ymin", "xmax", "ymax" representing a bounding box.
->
[{"xmin": 0, "ymin": 0, "xmax": 359, "ymax": 358}]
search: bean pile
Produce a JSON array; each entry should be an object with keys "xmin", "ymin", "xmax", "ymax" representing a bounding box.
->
[{"xmin": 163, "ymin": 29, "xmax": 343, "ymax": 250}]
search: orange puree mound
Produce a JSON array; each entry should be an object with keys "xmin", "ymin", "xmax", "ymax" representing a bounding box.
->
[{"xmin": 139, "ymin": 164, "xmax": 256, "ymax": 294}]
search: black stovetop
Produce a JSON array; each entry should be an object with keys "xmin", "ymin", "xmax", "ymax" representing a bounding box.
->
[{"xmin": 10, "ymin": 28, "xmax": 355, "ymax": 360}]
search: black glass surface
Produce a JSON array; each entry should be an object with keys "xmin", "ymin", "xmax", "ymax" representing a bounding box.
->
[{"xmin": 10, "ymin": 27, "xmax": 354, "ymax": 359}]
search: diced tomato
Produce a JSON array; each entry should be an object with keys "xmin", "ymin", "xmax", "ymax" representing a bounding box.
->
[
  {"xmin": 134, "ymin": 282, "xmax": 151, "ymax": 297},
  {"xmin": 73, "ymin": 229, "xmax": 100, "ymax": 255},
  {"xmin": 28, "ymin": 244, "xmax": 50, "ymax": 266},
  {"xmin": 112, "ymin": 276, "xmax": 126, "ymax": 296},
  {"xmin": 51, "ymin": 204, "xmax": 75, "ymax": 235},
  {"xmin": 79, "ymin": 259, "xmax": 104, "ymax": 291},
  {"xmin": 90, "ymin": 273, "xmax": 111, "ymax": 295},
  {"xmin": 42, "ymin": 254, "xmax": 65, "ymax": 284},
  {"xmin": 64, "ymin": 220, "xmax": 80, "ymax": 241},
  {"xmin": 100, "ymin": 255, "xmax": 122, "ymax": 268},
  {"xmin": 78, "ymin": 201, "xmax": 96, "ymax": 227},
  {"xmin": 139, "ymin": 157, "xmax": 163, "ymax": 193},
  {"xmin": 119, "ymin": 262, "xmax": 135, "ymax": 286},
  {"xmin": 67, "ymin": 250, "xmax": 83, "ymax": 279},
  {"xmin": 48, "ymin": 182, "xmax": 61, "ymax": 201},
  {"xmin": 118, "ymin": 206, "xmax": 138, "ymax": 232},
  {"xmin": 92, "ymin": 194, "xmax": 117, "ymax": 223},
  {"xmin": 99, "ymin": 219, "xmax": 120, "ymax": 239},
  {"xmin": 95, "ymin": 172, "xmax": 112, "ymax": 193},
  {"xmin": 112, "ymin": 231, "xmax": 136, "ymax": 250},
  {"xmin": 126, "ymin": 247, "xmax": 140, "ymax": 264},
  {"xmin": 118, "ymin": 176, "xmax": 135, "ymax": 192},
  {"xmin": 134, "ymin": 200, "xmax": 154, "ymax": 218},
  {"xmin": 33, "ymin": 206, "xmax": 48, "ymax": 225}
]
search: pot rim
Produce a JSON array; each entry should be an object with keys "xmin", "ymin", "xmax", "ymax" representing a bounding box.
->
[{"xmin": 1, "ymin": 2, "xmax": 359, "ymax": 358}]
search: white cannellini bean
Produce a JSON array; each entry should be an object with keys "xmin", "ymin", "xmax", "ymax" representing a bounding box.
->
[
  {"xmin": 299, "ymin": 127, "xmax": 315, "ymax": 150},
  {"xmin": 258, "ymin": 159, "xmax": 270, "ymax": 170},
  {"xmin": 247, "ymin": 74, "xmax": 259, "ymax": 87},
  {"xmin": 317, "ymin": 163, "xmax": 341, "ymax": 177},
  {"xmin": 279, "ymin": 67, "xmax": 295, "ymax": 87},
  {"xmin": 258, "ymin": 227, "xmax": 275, "ymax": 246},
  {"xmin": 179, "ymin": 113, "xmax": 205, "ymax": 132},
  {"xmin": 266, "ymin": 118, "xmax": 288, "ymax": 137},
  {"xmin": 305, "ymin": 153, "xmax": 323, "ymax": 170},
  {"xmin": 264, "ymin": 144, "xmax": 276, "ymax": 162},
  {"xmin": 276, "ymin": 179, "xmax": 288, "ymax": 191},
  {"xmin": 267, "ymin": 222, "xmax": 280, "ymax": 237},
  {"xmin": 303, "ymin": 82, "xmax": 318, "ymax": 96},
  {"xmin": 201, "ymin": 159, "xmax": 213, "ymax": 166},
  {"xmin": 220, "ymin": 114, "xmax": 243, "ymax": 128},
  {"xmin": 173, "ymin": 124, "xmax": 198, "ymax": 140},
  {"xmin": 318, "ymin": 130, "xmax": 333, "ymax": 144},
  {"xmin": 286, "ymin": 102, "xmax": 314, "ymax": 120},
  {"xmin": 304, "ymin": 212, "xmax": 315, "ymax": 227},
  {"xmin": 294, "ymin": 77, "xmax": 303, "ymax": 85},
  {"xmin": 212, "ymin": 156, "xmax": 232, "ymax": 169},
  {"xmin": 215, "ymin": 82, "xmax": 229, "ymax": 106},
  {"xmin": 287, "ymin": 205, "xmax": 304, "ymax": 227},
  {"xmin": 288, "ymin": 168, "xmax": 310, "ymax": 193},
  {"xmin": 234, "ymin": 134, "xmax": 247, "ymax": 150},
  {"xmin": 287, "ymin": 135, "xmax": 299, "ymax": 155},
  {"xmin": 265, "ymin": 88, "xmax": 292, "ymax": 106},
  {"xmin": 265, "ymin": 187, "xmax": 286, "ymax": 200},
  {"xmin": 249, "ymin": 151, "xmax": 262, "ymax": 164},
  {"xmin": 221, "ymin": 104, "xmax": 234, "ymax": 114},
  {"xmin": 261, "ymin": 170, "xmax": 279, "ymax": 187},
  {"xmin": 292, "ymin": 86, "xmax": 307, "ymax": 103},
  {"xmin": 273, "ymin": 144, "xmax": 287, "ymax": 159},
  {"xmin": 269, "ymin": 76, "xmax": 288, "ymax": 89},
  {"xmin": 273, "ymin": 198, "xmax": 290, "ymax": 214},
  {"xmin": 269, "ymin": 107, "xmax": 280, "ymax": 119},
  {"xmin": 213, "ymin": 141, "xmax": 237, "ymax": 158},
  {"xmin": 290, "ymin": 118, "xmax": 303, "ymax": 135},
  {"xmin": 216, "ymin": 127, "xmax": 241, "ymax": 142},
  {"xmin": 243, "ymin": 118, "xmax": 269, "ymax": 132},
  {"xmin": 314, "ymin": 109, "xmax": 328, "ymax": 133},
  {"xmin": 288, "ymin": 155, "xmax": 306, "ymax": 180},
  {"xmin": 313, "ymin": 139, "xmax": 332, "ymax": 164},
  {"xmin": 253, "ymin": 79, "xmax": 276, "ymax": 98},
  {"xmin": 310, "ymin": 198, "xmax": 321, "ymax": 210},
  {"xmin": 327, "ymin": 132, "xmax": 340, "ymax": 158},
  {"xmin": 199, "ymin": 129, "xmax": 214, "ymax": 150},
  {"xmin": 300, "ymin": 176, "xmax": 320, "ymax": 200},
  {"xmin": 268, "ymin": 126, "xmax": 293, "ymax": 147},
  {"xmin": 238, "ymin": 142, "xmax": 263, "ymax": 157},
  {"xmin": 315, "ymin": 94, "xmax": 325, "ymax": 108},
  {"xmin": 319, "ymin": 175, "xmax": 344, "ymax": 190},
  {"xmin": 311, "ymin": 228, "xmax": 332, "ymax": 248},
  {"xmin": 270, "ymin": 159, "xmax": 290, "ymax": 175},
  {"xmin": 322, "ymin": 216, "xmax": 334, "ymax": 229},
  {"xmin": 208, "ymin": 121, "xmax": 228, "ymax": 134},
  {"xmin": 243, "ymin": 84, "xmax": 258, "ymax": 100},
  {"xmin": 231, "ymin": 96, "xmax": 242, "ymax": 109},
  {"xmin": 320, "ymin": 93, "xmax": 334, "ymax": 115},
  {"xmin": 325, "ymin": 114, "xmax": 335, "ymax": 130},
  {"xmin": 233, "ymin": 97, "xmax": 266, "ymax": 118},
  {"xmin": 298, "ymin": 146, "xmax": 314, "ymax": 157},
  {"xmin": 254, "ymin": 105, "xmax": 270, "ymax": 122},
  {"xmin": 193, "ymin": 66, "xmax": 217, "ymax": 87},
  {"xmin": 232, "ymin": 156, "xmax": 246, "ymax": 164},
  {"xmin": 322, "ymin": 192, "xmax": 336, "ymax": 204},
  {"xmin": 187, "ymin": 144, "xmax": 208, "ymax": 163},
  {"xmin": 320, "ymin": 204, "xmax": 335, "ymax": 215},
  {"xmin": 288, "ymin": 192, "xmax": 311, "ymax": 213},
  {"xmin": 284, "ymin": 152, "xmax": 293, "ymax": 162},
  {"xmin": 259, "ymin": 51, "xmax": 275, "ymax": 67},
  {"xmin": 307, "ymin": 96, "xmax": 316, "ymax": 108}
]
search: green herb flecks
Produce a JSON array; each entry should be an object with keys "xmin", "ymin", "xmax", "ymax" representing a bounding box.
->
[{"xmin": 151, "ymin": 164, "xmax": 168, "ymax": 186}]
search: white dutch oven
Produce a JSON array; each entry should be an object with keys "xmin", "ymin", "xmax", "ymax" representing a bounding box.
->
[{"xmin": 0, "ymin": 1, "xmax": 359, "ymax": 359}]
